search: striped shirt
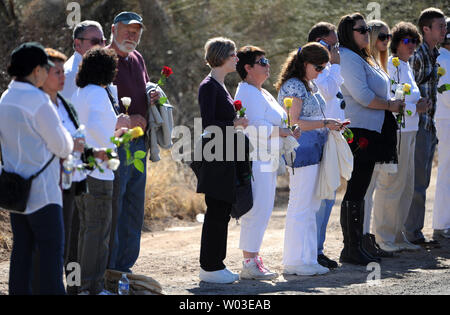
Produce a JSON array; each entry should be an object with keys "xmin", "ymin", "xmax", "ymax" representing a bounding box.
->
[{"xmin": 409, "ymin": 42, "xmax": 440, "ymax": 132}]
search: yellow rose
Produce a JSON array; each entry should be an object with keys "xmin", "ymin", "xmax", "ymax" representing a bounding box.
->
[
  {"xmin": 392, "ymin": 57, "xmax": 400, "ymax": 67},
  {"xmin": 130, "ymin": 126, "xmax": 144, "ymax": 139},
  {"xmin": 284, "ymin": 97, "xmax": 293, "ymax": 109},
  {"xmin": 438, "ymin": 67, "xmax": 446, "ymax": 77},
  {"xmin": 403, "ymin": 83, "xmax": 411, "ymax": 94}
]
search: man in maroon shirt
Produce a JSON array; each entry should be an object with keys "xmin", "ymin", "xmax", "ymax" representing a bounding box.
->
[{"xmin": 107, "ymin": 12, "xmax": 159, "ymax": 274}]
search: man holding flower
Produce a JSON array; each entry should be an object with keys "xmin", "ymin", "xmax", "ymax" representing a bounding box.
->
[
  {"xmin": 107, "ymin": 11, "xmax": 160, "ymax": 274},
  {"xmin": 404, "ymin": 8, "xmax": 447, "ymax": 247}
]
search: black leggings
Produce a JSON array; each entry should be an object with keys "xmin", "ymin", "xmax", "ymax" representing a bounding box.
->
[{"xmin": 200, "ymin": 195, "xmax": 232, "ymax": 272}]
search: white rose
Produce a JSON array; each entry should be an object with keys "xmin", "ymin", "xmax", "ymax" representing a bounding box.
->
[
  {"xmin": 107, "ymin": 158, "xmax": 120, "ymax": 171},
  {"xmin": 121, "ymin": 97, "xmax": 131, "ymax": 107}
]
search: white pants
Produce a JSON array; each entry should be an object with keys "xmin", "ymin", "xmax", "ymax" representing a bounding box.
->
[
  {"xmin": 372, "ymin": 131, "xmax": 416, "ymax": 243},
  {"xmin": 364, "ymin": 166, "xmax": 380, "ymax": 234},
  {"xmin": 239, "ymin": 161, "xmax": 278, "ymax": 253},
  {"xmin": 433, "ymin": 119, "xmax": 450, "ymax": 230},
  {"xmin": 283, "ymin": 164, "xmax": 321, "ymax": 266}
]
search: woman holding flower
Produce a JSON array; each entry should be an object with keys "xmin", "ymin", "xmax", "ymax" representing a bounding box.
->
[
  {"xmin": 370, "ymin": 22, "xmax": 431, "ymax": 252},
  {"xmin": 275, "ymin": 42, "xmax": 343, "ymax": 276},
  {"xmin": 196, "ymin": 37, "xmax": 249, "ymax": 284},
  {"xmin": 234, "ymin": 46, "xmax": 300, "ymax": 280},
  {"xmin": 338, "ymin": 13, "xmax": 405, "ymax": 265},
  {"xmin": 71, "ymin": 47, "xmax": 126, "ymax": 295}
]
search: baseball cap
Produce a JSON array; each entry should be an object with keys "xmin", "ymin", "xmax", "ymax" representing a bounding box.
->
[
  {"xmin": 113, "ymin": 12, "xmax": 144, "ymax": 27},
  {"xmin": 8, "ymin": 42, "xmax": 55, "ymax": 77}
]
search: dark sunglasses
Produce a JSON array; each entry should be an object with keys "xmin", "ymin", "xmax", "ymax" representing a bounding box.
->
[
  {"xmin": 313, "ymin": 64, "xmax": 325, "ymax": 72},
  {"xmin": 401, "ymin": 38, "xmax": 419, "ymax": 45},
  {"xmin": 77, "ymin": 37, "xmax": 106, "ymax": 46},
  {"xmin": 378, "ymin": 33, "xmax": 392, "ymax": 41},
  {"xmin": 336, "ymin": 91, "xmax": 346, "ymax": 109},
  {"xmin": 353, "ymin": 26, "xmax": 372, "ymax": 34},
  {"xmin": 254, "ymin": 57, "xmax": 270, "ymax": 67}
]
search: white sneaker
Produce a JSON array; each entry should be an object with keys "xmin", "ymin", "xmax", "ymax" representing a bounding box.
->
[
  {"xmin": 378, "ymin": 241, "xmax": 401, "ymax": 253},
  {"xmin": 98, "ymin": 289, "xmax": 116, "ymax": 295},
  {"xmin": 199, "ymin": 268, "xmax": 239, "ymax": 284},
  {"xmin": 284, "ymin": 264, "xmax": 327, "ymax": 276},
  {"xmin": 240, "ymin": 256, "xmax": 278, "ymax": 280},
  {"xmin": 433, "ymin": 229, "xmax": 450, "ymax": 239}
]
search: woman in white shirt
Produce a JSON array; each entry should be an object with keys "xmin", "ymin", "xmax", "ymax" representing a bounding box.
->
[
  {"xmin": 42, "ymin": 48, "xmax": 110, "ymax": 294},
  {"xmin": 433, "ymin": 20, "xmax": 450, "ymax": 239},
  {"xmin": 235, "ymin": 46, "xmax": 300, "ymax": 280},
  {"xmin": 70, "ymin": 47, "xmax": 123, "ymax": 295},
  {"xmin": 371, "ymin": 22, "xmax": 430, "ymax": 251},
  {"xmin": 0, "ymin": 42, "xmax": 73, "ymax": 295}
]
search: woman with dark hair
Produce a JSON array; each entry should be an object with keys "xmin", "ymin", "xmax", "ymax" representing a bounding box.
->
[
  {"xmin": 371, "ymin": 22, "xmax": 429, "ymax": 252},
  {"xmin": 70, "ymin": 47, "xmax": 124, "ymax": 295},
  {"xmin": 0, "ymin": 42, "xmax": 73, "ymax": 294},
  {"xmin": 275, "ymin": 42, "xmax": 343, "ymax": 276},
  {"xmin": 196, "ymin": 37, "xmax": 249, "ymax": 284},
  {"xmin": 337, "ymin": 13, "xmax": 405, "ymax": 265},
  {"xmin": 235, "ymin": 45, "xmax": 300, "ymax": 280},
  {"xmin": 42, "ymin": 48, "xmax": 110, "ymax": 294}
]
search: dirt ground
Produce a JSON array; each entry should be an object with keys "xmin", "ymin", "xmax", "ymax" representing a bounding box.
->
[{"xmin": 0, "ymin": 166, "xmax": 449, "ymax": 295}]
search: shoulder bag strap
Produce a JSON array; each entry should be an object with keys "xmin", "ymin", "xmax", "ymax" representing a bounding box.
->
[
  {"xmin": 29, "ymin": 154, "xmax": 56, "ymax": 180},
  {"xmin": 105, "ymin": 87, "xmax": 120, "ymax": 115}
]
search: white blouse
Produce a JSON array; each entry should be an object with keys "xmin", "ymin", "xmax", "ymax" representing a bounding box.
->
[
  {"xmin": 234, "ymin": 82, "xmax": 287, "ymax": 162},
  {"xmin": 71, "ymin": 84, "xmax": 117, "ymax": 181},
  {"xmin": 0, "ymin": 81, "xmax": 73, "ymax": 214},
  {"xmin": 388, "ymin": 56, "xmax": 421, "ymax": 132}
]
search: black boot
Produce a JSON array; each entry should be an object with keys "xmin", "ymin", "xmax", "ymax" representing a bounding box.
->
[
  {"xmin": 362, "ymin": 233, "xmax": 394, "ymax": 258},
  {"xmin": 340, "ymin": 201, "xmax": 380, "ymax": 265}
]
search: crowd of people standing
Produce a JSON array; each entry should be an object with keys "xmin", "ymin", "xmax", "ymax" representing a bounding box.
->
[{"xmin": 0, "ymin": 6, "xmax": 448, "ymax": 293}]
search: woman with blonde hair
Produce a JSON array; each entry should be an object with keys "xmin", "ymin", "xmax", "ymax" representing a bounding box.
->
[
  {"xmin": 360, "ymin": 19, "xmax": 399, "ymax": 258},
  {"xmin": 196, "ymin": 37, "xmax": 249, "ymax": 283}
]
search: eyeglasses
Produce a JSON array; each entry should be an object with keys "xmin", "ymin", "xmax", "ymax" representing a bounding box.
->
[
  {"xmin": 313, "ymin": 64, "xmax": 325, "ymax": 72},
  {"xmin": 336, "ymin": 91, "xmax": 346, "ymax": 109},
  {"xmin": 254, "ymin": 57, "xmax": 270, "ymax": 67},
  {"xmin": 77, "ymin": 37, "xmax": 106, "ymax": 46},
  {"xmin": 401, "ymin": 38, "xmax": 419, "ymax": 45},
  {"xmin": 353, "ymin": 26, "xmax": 372, "ymax": 34},
  {"xmin": 378, "ymin": 33, "xmax": 392, "ymax": 41}
]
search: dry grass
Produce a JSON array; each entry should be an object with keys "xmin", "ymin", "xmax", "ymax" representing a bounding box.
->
[{"xmin": 145, "ymin": 150, "xmax": 206, "ymax": 222}]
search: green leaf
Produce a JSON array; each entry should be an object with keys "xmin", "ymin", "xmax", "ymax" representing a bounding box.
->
[
  {"xmin": 406, "ymin": 110, "xmax": 412, "ymax": 116},
  {"xmin": 159, "ymin": 96, "xmax": 168, "ymax": 105},
  {"xmin": 134, "ymin": 159, "xmax": 145, "ymax": 173},
  {"xmin": 134, "ymin": 150, "xmax": 146, "ymax": 159},
  {"xmin": 438, "ymin": 84, "xmax": 450, "ymax": 94},
  {"xmin": 126, "ymin": 148, "xmax": 131, "ymax": 163}
]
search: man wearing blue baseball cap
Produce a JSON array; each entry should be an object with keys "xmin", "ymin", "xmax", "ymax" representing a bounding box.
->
[{"xmin": 107, "ymin": 11, "xmax": 160, "ymax": 275}]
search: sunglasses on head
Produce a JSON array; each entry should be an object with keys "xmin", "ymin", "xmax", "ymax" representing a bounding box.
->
[
  {"xmin": 254, "ymin": 57, "xmax": 270, "ymax": 67},
  {"xmin": 313, "ymin": 64, "xmax": 325, "ymax": 72},
  {"xmin": 378, "ymin": 33, "xmax": 392, "ymax": 41},
  {"xmin": 353, "ymin": 26, "xmax": 372, "ymax": 34},
  {"xmin": 78, "ymin": 37, "xmax": 106, "ymax": 46},
  {"xmin": 401, "ymin": 38, "xmax": 419, "ymax": 45}
]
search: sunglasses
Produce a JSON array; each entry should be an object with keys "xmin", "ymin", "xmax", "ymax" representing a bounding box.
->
[
  {"xmin": 254, "ymin": 57, "xmax": 270, "ymax": 67},
  {"xmin": 353, "ymin": 26, "xmax": 372, "ymax": 34},
  {"xmin": 336, "ymin": 91, "xmax": 346, "ymax": 109},
  {"xmin": 77, "ymin": 37, "xmax": 106, "ymax": 46},
  {"xmin": 378, "ymin": 33, "xmax": 392, "ymax": 41},
  {"xmin": 313, "ymin": 64, "xmax": 325, "ymax": 72},
  {"xmin": 401, "ymin": 38, "xmax": 419, "ymax": 45}
]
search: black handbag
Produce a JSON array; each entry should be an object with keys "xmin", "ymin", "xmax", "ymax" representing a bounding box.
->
[
  {"xmin": 230, "ymin": 178, "xmax": 253, "ymax": 220},
  {"xmin": 0, "ymin": 146, "xmax": 55, "ymax": 212}
]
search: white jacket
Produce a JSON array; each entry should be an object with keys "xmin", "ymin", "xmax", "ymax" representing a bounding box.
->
[
  {"xmin": 316, "ymin": 130, "xmax": 353, "ymax": 200},
  {"xmin": 436, "ymin": 47, "xmax": 450, "ymax": 120},
  {"xmin": 145, "ymin": 82, "xmax": 174, "ymax": 162}
]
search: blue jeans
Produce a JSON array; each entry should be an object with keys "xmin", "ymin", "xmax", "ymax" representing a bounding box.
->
[
  {"xmin": 404, "ymin": 125, "xmax": 438, "ymax": 242},
  {"xmin": 316, "ymin": 196, "xmax": 336, "ymax": 255},
  {"xmin": 9, "ymin": 204, "xmax": 66, "ymax": 295},
  {"xmin": 108, "ymin": 138, "xmax": 147, "ymax": 273}
]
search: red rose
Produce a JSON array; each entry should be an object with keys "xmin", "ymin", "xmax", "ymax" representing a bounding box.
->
[
  {"xmin": 161, "ymin": 66, "xmax": 173, "ymax": 78},
  {"xmin": 358, "ymin": 137, "xmax": 369, "ymax": 149},
  {"xmin": 234, "ymin": 100, "xmax": 242, "ymax": 111},
  {"xmin": 347, "ymin": 138, "xmax": 354, "ymax": 144}
]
